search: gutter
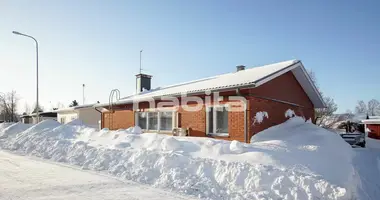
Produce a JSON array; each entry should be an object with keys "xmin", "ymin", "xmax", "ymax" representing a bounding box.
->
[{"xmin": 94, "ymin": 107, "xmax": 102, "ymax": 113}]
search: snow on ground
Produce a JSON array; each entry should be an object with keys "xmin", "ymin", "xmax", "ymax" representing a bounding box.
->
[
  {"xmin": 0, "ymin": 150, "xmax": 194, "ymax": 200},
  {"xmin": 0, "ymin": 118, "xmax": 365, "ymax": 200},
  {"xmin": 351, "ymin": 137, "xmax": 380, "ymax": 200}
]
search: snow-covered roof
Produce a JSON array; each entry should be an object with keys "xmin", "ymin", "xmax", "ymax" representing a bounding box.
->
[
  {"xmin": 96, "ymin": 60, "xmax": 325, "ymax": 108},
  {"xmin": 362, "ymin": 119, "xmax": 380, "ymax": 124},
  {"xmin": 55, "ymin": 103, "xmax": 98, "ymax": 113}
]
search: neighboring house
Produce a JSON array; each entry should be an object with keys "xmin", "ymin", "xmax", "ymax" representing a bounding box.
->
[
  {"xmin": 55, "ymin": 104, "xmax": 102, "ymax": 129},
  {"xmin": 362, "ymin": 118, "xmax": 380, "ymax": 139},
  {"xmin": 95, "ymin": 60, "xmax": 325, "ymax": 143},
  {"xmin": 21, "ymin": 112, "xmax": 58, "ymax": 124},
  {"xmin": 20, "ymin": 114, "xmax": 33, "ymax": 124}
]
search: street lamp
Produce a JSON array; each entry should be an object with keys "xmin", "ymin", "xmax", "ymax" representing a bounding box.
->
[{"xmin": 12, "ymin": 31, "xmax": 39, "ymax": 123}]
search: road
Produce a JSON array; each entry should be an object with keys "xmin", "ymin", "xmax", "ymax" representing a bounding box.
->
[
  {"xmin": 353, "ymin": 147, "xmax": 380, "ymax": 200},
  {"xmin": 0, "ymin": 151, "xmax": 194, "ymax": 200}
]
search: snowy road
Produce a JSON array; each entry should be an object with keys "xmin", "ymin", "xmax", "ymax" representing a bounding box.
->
[
  {"xmin": 0, "ymin": 151, "xmax": 194, "ymax": 200},
  {"xmin": 353, "ymin": 147, "xmax": 380, "ymax": 200}
]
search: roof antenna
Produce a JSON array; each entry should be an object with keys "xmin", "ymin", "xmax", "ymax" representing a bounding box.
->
[{"xmin": 139, "ymin": 49, "xmax": 143, "ymax": 74}]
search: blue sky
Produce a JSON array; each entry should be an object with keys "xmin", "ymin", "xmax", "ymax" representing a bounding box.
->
[{"xmin": 0, "ymin": 0, "xmax": 379, "ymax": 113}]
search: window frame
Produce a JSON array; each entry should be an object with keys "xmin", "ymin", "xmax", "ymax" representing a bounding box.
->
[
  {"xmin": 206, "ymin": 104, "xmax": 230, "ymax": 137},
  {"xmin": 135, "ymin": 109, "xmax": 177, "ymax": 132}
]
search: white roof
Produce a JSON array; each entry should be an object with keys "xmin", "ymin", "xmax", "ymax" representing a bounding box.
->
[
  {"xmin": 362, "ymin": 119, "xmax": 380, "ymax": 124},
  {"xmin": 55, "ymin": 103, "xmax": 98, "ymax": 113},
  {"xmin": 96, "ymin": 60, "xmax": 325, "ymax": 108}
]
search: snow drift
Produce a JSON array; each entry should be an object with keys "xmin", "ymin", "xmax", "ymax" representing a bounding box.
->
[{"xmin": 0, "ymin": 118, "xmax": 357, "ymax": 200}]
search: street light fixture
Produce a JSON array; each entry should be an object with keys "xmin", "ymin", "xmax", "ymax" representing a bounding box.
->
[{"xmin": 12, "ymin": 31, "xmax": 40, "ymax": 123}]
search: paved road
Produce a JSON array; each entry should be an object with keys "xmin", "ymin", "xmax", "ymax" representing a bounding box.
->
[{"xmin": 0, "ymin": 151, "xmax": 194, "ymax": 200}]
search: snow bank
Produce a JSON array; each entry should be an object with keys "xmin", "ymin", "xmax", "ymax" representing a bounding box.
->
[
  {"xmin": 0, "ymin": 122, "xmax": 32, "ymax": 139},
  {"xmin": 0, "ymin": 123, "xmax": 12, "ymax": 132},
  {"xmin": 0, "ymin": 119, "xmax": 358, "ymax": 200},
  {"xmin": 251, "ymin": 117, "xmax": 356, "ymax": 193},
  {"xmin": 367, "ymin": 138, "xmax": 380, "ymax": 149}
]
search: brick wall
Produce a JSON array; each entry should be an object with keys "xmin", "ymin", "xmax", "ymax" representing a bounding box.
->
[
  {"xmin": 102, "ymin": 109, "xmax": 134, "ymax": 130},
  {"xmin": 248, "ymin": 71, "xmax": 314, "ymax": 108},
  {"xmin": 247, "ymin": 97, "xmax": 315, "ymax": 140},
  {"xmin": 177, "ymin": 105, "xmax": 206, "ymax": 137}
]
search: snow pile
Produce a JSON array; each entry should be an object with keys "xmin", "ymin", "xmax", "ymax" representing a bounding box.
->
[
  {"xmin": 0, "ymin": 123, "xmax": 12, "ymax": 132},
  {"xmin": 367, "ymin": 138, "xmax": 380, "ymax": 149},
  {"xmin": 253, "ymin": 111, "xmax": 268, "ymax": 125},
  {"xmin": 285, "ymin": 109, "xmax": 296, "ymax": 118},
  {"xmin": 0, "ymin": 118, "xmax": 358, "ymax": 200},
  {"xmin": 0, "ymin": 122, "xmax": 32, "ymax": 139},
  {"xmin": 251, "ymin": 117, "xmax": 355, "ymax": 193}
]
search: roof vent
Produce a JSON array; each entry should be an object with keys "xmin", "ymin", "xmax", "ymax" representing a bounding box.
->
[{"xmin": 236, "ymin": 65, "xmax": 246, "ymax": 72}]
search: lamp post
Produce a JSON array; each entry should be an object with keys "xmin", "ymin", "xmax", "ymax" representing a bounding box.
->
[{"xmin": 12, "ymin": 31, "xmax": 39, "ymax": 123}]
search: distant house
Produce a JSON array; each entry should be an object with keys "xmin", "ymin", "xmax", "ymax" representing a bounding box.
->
[
  {"xmin": 95, "ymin": 60, "xmax": 325, "ymax": 143},
  {"xmin": 55, "ymin": 104, "xmax": 101, "ymax": 129},
  {"xmin": 20, "ymin": 114, "xmax": 32, "ymax": 124},
  {"xmin": 362, "ymin": 117, "xmax": 380, "ymax": 139},
  {"xmin": 21, "ymin": 111, "xmax": 57, "ymax": 124}
]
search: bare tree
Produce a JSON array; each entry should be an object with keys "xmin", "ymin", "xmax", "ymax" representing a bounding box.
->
[
  {"xmin": 368, "ymin": 99, "xmax": 380, "ymax": 116},
  {"xmin": 0, "ymin": 91, "xmax": 19, "ymax": 122},
  {"xmin": 355, "ymin": 99, "xmax": 380, "ymax": 116},
  {"xmin": 307, "ymin": 70, "xmax": 338, "ymax": 127},
  {"xmin": 355, "ymin": 100, "xmax": 367, "ymax": 114},
  {"xmin": 315, "ymin": 97, "xmax": 338, "ymax": 127}
]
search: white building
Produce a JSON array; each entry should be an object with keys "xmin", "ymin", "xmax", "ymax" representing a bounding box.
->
[
  {"xmin": 20, "ymin": 112, "xmax": 58, "ymax": 124},
  {"xmin": 55, "ymin": 104, "xmax": 101, "ymax": 129}
]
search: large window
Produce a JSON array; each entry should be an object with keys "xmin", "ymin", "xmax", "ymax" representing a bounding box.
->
[
  {"xmin": 137, "ymin": 111, "xmax": 175, "ymax": 132},
  {"xmin": 138, "ymin": 112, "xmax": 147, "ymax": 129},
  {"xmin": 148, "ymin": 112, "xmax": 158, "ymax": 130},
  {"xmin": 207, "ymin": 105, "xmax": 229, "ymax": 136},
  {"xmin": 160, "ymin": 112, "xmax": 173, "ymax": 131}
]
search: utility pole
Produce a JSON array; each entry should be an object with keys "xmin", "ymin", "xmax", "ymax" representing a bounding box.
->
[{"xmin": 82, "ymin": 84, "xmax": 85, "ymax": 105}]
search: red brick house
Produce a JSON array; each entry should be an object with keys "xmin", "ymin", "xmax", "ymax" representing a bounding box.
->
[
  {"xmin": 95, "ymin": 60, "xmax": 325, "ymax": 143},
  {"xmin": 362, "ymin": 119, "xmax": 380, "ymax": 139}
]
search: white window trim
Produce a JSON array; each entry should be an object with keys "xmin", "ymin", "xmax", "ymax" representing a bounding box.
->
[
  {"xmin": 135, "ymin": 110, "xmax": 177, "ymax": 132},
  {"xmin": 206, "ymin": 104, "xmax": 230, "ymax": 137}
]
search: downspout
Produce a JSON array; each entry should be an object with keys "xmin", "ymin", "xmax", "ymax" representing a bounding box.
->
[
  {"xmin": 236, "ymin": 88, "xmax": 248, "ymax": 143},
  {"xmin": 94, "ymin": 107, "xmax": 102, "ymax": 130}
]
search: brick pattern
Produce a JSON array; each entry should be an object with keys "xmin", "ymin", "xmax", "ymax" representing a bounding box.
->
[
  {"xmin": 178, "ymin": 105, "xmax": 206, "ymax": 137},
  {"xmin": 248, "ymin": 71, "xmax": 314, "ymax": 108},
  {"xmin": 247, "ymin": 97, "xmax": 314, "ymax": 140},
  {"xmin": 102, "ymin": 109, "xmax": 134, "ymax": 130}
]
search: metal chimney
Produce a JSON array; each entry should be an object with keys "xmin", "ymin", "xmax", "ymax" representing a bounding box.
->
[{"xmin": 236, "ymin": 65, "xmax": 246, "ymax": 72}]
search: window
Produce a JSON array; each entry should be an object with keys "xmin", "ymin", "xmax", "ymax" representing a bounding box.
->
[
  {"xmin": 136, "ymin": 111, "xmax": 175, "ymax": 132},
  {"xmin": 207, "ymin": 105, "xmax": 229, "ymax": 136},
  {"xmin": 160, "ymin": 112, "xmax": 173, "ymax": 131},
  {"xmin": 148, "ymin": 112, "xmax": 158, "ymax": 130},
  {"xmin": 138, "ymin": 112, "xmax": 147, "ymax": 129}
]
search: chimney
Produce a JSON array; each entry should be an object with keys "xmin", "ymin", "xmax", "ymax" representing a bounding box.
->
[
  {"xmin": 236, "ymin": 65, "xmax": 245, "ymax": 72},
  {"xmin": 136, "ymin": 73, "xmax": 152, "ymax": 93}
]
